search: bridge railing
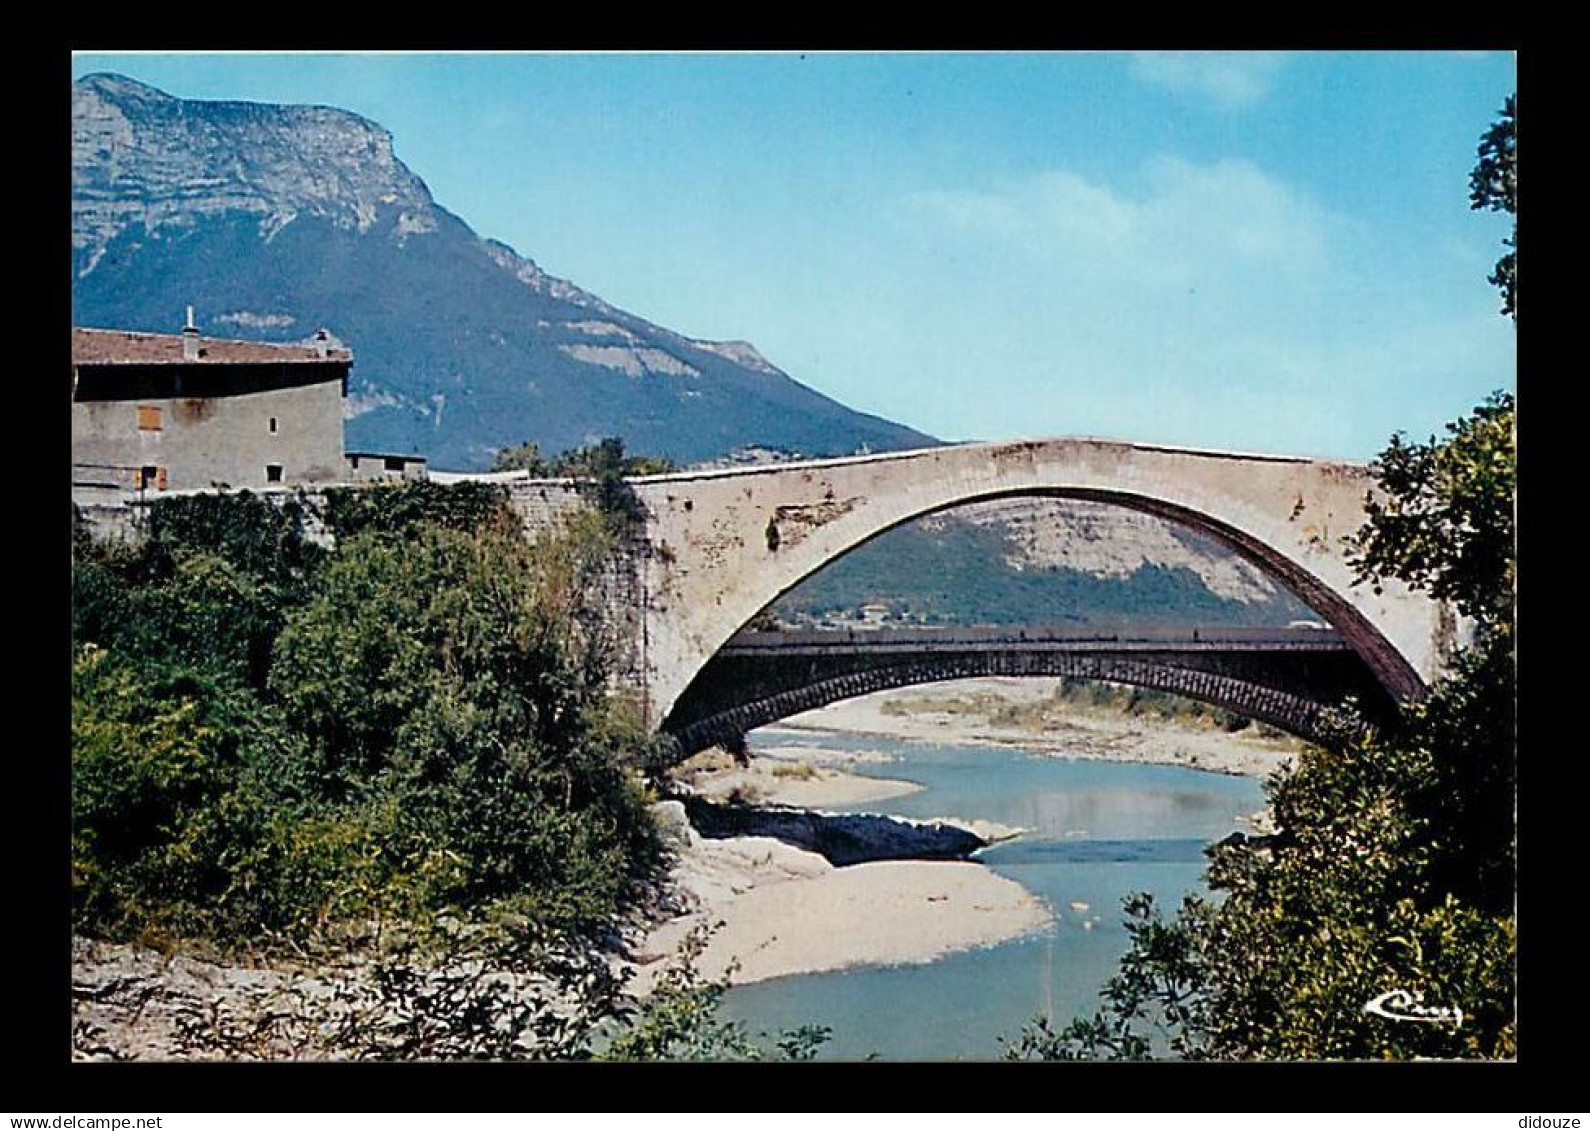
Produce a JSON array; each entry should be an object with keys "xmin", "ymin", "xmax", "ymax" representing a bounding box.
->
[{"xmin": 721, "ymin": 624, "xmax": 1348, "ymax": 652}]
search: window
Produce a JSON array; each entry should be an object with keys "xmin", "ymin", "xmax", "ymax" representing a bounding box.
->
[
  {"xmin": 137, "ymin": 405, "xmax": 162, "ymax": 432},
  {"xmin": 268, "ymin": 417, "xmax": 279, "ymax": 434},
  {"xmin": 384, "ymin": 456, "xmax": 406, "ymax": 472},
  {"xmin": 265, "ymin": 464, "xmax": 283, "ymax": 484},
  {"xmin": 138, "ymin": 465, "xmax": 166, "ymax": 490}
]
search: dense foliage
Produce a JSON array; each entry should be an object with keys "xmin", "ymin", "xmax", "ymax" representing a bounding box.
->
[
  {"xmin": 267, "ymin": 513, "xmax": 660, "ymax": 930},
  {"xmin": 1349, "ymin": 392, "xmax": 1515, "ymax": 633},
  {"xmin": 72, "ymin": 483, "xmax": 662, "ymax": 951},
  {"xmin": 1008, "ymin": 619, "xmax": 1516, "ymax": 1060},
  {"xmin": 318, "ymin": 479, "xmax": 517, "ymax": 542},
  {"xmin": 1008, "ymin": 98, "xmax": 1517, "ymax": 1062}
]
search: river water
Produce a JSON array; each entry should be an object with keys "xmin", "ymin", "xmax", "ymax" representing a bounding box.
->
[{"xmin": 715, "ymin": 727, "xmax": 1267, "ymax": 1061}]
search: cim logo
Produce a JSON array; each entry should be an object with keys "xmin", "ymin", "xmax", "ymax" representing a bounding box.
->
[{"xmin": 1361, "ymin": 988, "xmax": 1463, "ymax": 1026}]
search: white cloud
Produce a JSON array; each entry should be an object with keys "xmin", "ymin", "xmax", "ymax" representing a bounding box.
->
[
  {"xmin": 879, "ymin": 156, "xmax": 1512, "ymax": 458},
  {"xmin": 902, "ymin": 155, "xmax": 1338, "ymax": 288},
  {"xmin": 1127, "ymin": 52, "xmax": 1290, "ymax": 108}
]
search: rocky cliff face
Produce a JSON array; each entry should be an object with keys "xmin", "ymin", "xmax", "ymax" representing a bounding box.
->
[
  {"xmin": 775, "ymin": 495, "xmax": 1316, "ymax": 628},
  {"xmin": 922, "ymin": 497, "xmax": 1288, "ymax": 605},
  {"xmin": 73, "ymin": 74, "xmax": 438, "ymax": 273},
  {"xmin": 70, "ymin": 73, "xmax": 935, "ymax": 470}
]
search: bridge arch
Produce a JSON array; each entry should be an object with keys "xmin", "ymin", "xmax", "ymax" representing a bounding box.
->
[
  {"xmin": 627, "ymin": 439, "xmax": 1448, "ymax": 731},
  {"xmin": 681, "ymin": 485, "xmax": 1419, "ymax": 701},
  {"xmin": 662, "ymin": 644, "xmax": 1382, "ymax": 759}
]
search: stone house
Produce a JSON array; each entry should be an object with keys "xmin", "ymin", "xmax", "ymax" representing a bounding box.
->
[
  {"xmin": 72, "ymin": 320, "xmax": 351, "ymax": 500},
  {"xmin": 343, "ymin": 450, "xmax": 428, "ymax": 482}
]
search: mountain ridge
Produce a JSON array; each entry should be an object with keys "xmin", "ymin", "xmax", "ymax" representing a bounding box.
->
[{"xmin": 71, "ymin": 72, "xmax": 936, "ymax": 470}]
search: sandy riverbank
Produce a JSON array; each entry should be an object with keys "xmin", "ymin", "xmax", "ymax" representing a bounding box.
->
[
  {"xmin": 671, "ymin": 743, "xmax": 924, "ymax": 809},
  {"xmin": 641, "ymin": 731, "xmax": 1045, "ymax": 991},
  {"xmin": 636, "ymin": 678, "xmax": 1295, "ymax": 990},
  {"xmin": 630, "ymin": 802, "xmax": 1050, "ymax": 991},
  {"xmin": 773, "ymin": 676, "xmax": 1303, "ymax": 780}
]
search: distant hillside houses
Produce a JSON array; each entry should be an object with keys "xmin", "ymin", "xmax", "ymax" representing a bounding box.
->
[{"xmin": 72, "ymin": 313, "xmax": 426, "ymax": 510}]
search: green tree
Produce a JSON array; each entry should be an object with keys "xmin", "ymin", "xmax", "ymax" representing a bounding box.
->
[
  {"xmin": 267, "ymin": 508, "xmax": 662, "ymax": 933},
  {"xmin": 1469, "ymin": 95, "xmax": 1516, "ymax": 318},
  {"xmin": 73, "ymin": 492, "xmax": 325, "ymax": 689},
  {"xmin": 489, "ymin": 437, "xmax": 677, "ymax": 480},
  {"xmin": 490, "ymin": 440, "xmax": 553, "ymax": 475},
  {"xmin": 1007, "ymin": 709, "xmax": 1516, "ymax": 1061},
  {"xmin": 71, "ymin": 647, "xmax": 311, "ymax": 944},
  {"xmin": 484, "ymin": 437, "xmax": 675, "ymax": 532},
  {"xmin": 545, "ymin": 437, "xmax": 677, "ymax": 479},
  {"xmin": 73, "ymin": 482, "xmax": 664, "ymax": 952},
  {"xmin": 1349, "ymin": 392, "xmax": 1515, "ymax": 636}
]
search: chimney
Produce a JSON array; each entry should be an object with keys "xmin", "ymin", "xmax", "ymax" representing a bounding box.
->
[
  {"xmin": 182, "ymin": 305, "xmax": 201, "ymax": 361},
  {"xmin": 313, "ymin": 328, "xmax": 332, "ymax": 359}
]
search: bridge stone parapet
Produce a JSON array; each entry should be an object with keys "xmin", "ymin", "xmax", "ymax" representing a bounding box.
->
[{"xmin": 493, "ymin": 476, "xmax": 594, "ymax": 538}]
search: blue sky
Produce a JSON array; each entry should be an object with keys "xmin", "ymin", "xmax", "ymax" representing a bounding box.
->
[{"xmin": 71, "ymin": 51, "xmax": 1517, "ymax": 460}]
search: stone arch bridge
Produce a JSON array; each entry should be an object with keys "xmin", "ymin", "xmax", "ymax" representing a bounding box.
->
[{"xmin": 481, "ymin": 437, "xmax": 1455, "ymax": 757}]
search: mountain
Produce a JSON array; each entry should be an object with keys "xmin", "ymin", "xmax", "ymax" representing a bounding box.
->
[
  {"xmin": 71, "ymin": 73, "xmax": 935, "ymax": 471},
  {"xmin": 773, "ymin": 497, "xmax": 1318, "ymax": 629}
]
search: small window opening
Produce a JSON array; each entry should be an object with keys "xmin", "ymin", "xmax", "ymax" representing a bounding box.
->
[
  {"xmin": 384, "ymin": 456, "xmax": 406, "ymax": 472},
  {"xmin": 139, "ymin": 465, "xmax": 158, "ymax": 489},
  {"xmin": 137, "ymin": 405, "xmax": 162, "ymax": 432},
  {"xmin": 265, "ymin": 464, "xmax": 284, "ymax": 484},
  {"xmin": 268, "ymin": 417, "xmax": 279, "ymax": 434}
]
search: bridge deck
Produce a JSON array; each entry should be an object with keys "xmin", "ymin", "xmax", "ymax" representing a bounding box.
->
[{"xmin": 720, "ymin": 625, "xmax": 1350, "ymax": 655}]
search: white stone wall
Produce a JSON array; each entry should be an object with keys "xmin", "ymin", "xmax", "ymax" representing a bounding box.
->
[{"xmin": 72, "ymin": 379, "xmax": 345, "ymax": 493}]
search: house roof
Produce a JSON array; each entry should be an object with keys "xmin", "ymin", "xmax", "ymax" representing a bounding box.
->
[{"xmin": 72, "ymin": 327, "xmax": 353, "ymax": 366}]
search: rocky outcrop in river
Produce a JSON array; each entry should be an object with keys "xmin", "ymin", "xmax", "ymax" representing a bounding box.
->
[{"xmin": 677, "ymin": 794, "xmax": 991, "ymax": 866}]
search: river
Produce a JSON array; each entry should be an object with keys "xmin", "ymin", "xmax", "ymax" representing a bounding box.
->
[{"xmin": 715, "ymin": 726, "xmax": 1267, "ymax": 1061}]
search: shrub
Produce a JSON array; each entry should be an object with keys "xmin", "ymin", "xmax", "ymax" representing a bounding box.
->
[
  {"xmin": 319, "ymin": 479, "xmax": 515, "ymax": 542},
  {"xmin": 268, "ymin": 512, "xmax": 661, "ymax": 935},
  {"xmin": 73, "ymin": 482, "xmax": 663, "ymax": 953},
  {"xmin": 71, "ymin": 648, "xmax": 300, "ymax": 944}
]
